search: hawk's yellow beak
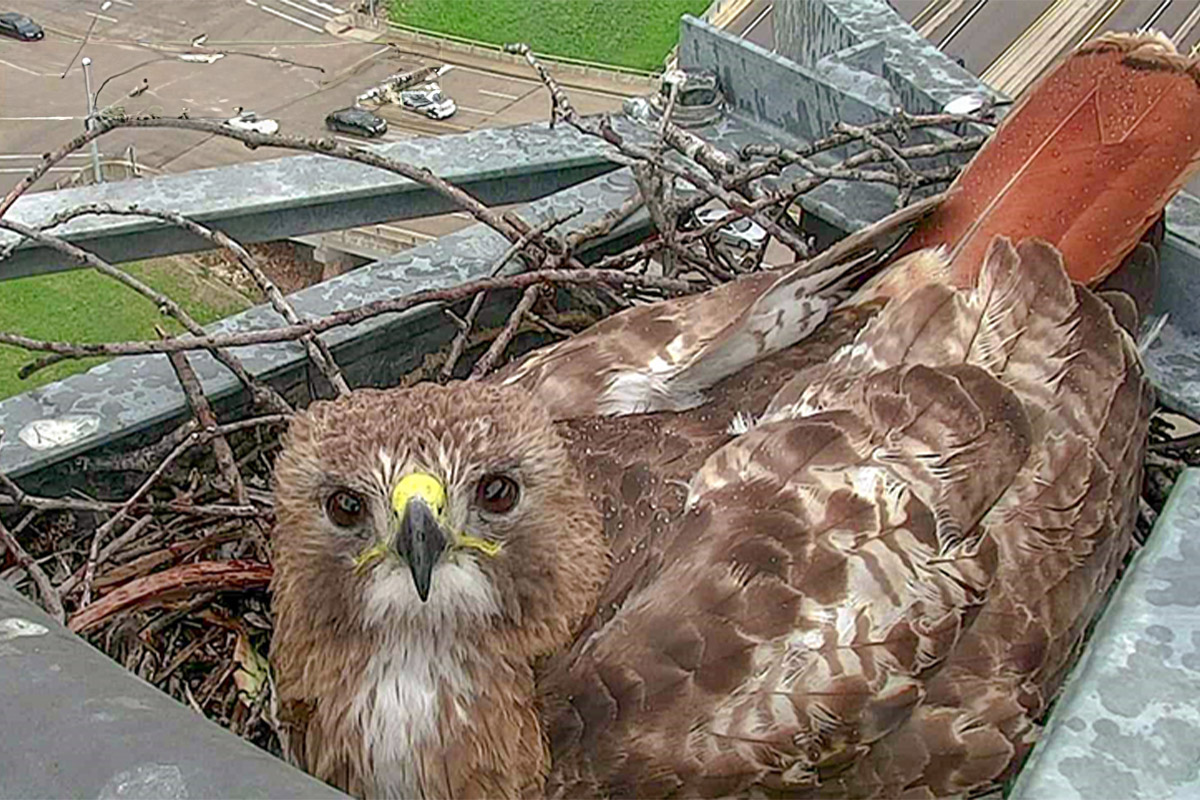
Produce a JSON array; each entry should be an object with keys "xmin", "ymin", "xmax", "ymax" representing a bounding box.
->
[
  {"xmin": 352, "ymin": 472, "xmax": 505, "ymax": 599},
  {"xmin": 391, "ymin": 473, "xmax": 447, "ymax": 602}
]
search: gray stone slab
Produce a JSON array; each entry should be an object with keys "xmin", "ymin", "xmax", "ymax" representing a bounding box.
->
[
  {"xmin": 0, "ymin": 123, "xmax": 617, "ymax": 279},
  {"xmin": 1010, "ymin": 468, "xmax": 1200, "ymax": 800},
  {"xmin": 678, "ymin": 14, "xmax": 896, "ymax": 143},
  {"xmin": 0, "ymin": 578, "xmax": 348, "ymax": 800},
  {"xmin": 0, "ymin": 165, "xmax": 642, "ymax": 483},
  {"xmin": 1141, "ymin": 196, "xmax": 1200, "ymax": 420},
  {"xmin": 775, "ymin": 0, "xmax": 1004, "ymax": 112}
]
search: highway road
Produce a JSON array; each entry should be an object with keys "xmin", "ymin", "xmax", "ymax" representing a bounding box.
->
[{"xmin": 727, "ymin": 0, "xmax": 1200, "ymax": 98}]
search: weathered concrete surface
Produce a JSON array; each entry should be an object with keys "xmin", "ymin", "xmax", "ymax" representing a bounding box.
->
[
  {"xmin": 1145, "ymin": 193, "xmax": 1200, "ymax": 422},
  {"xmin": 0, "ymin": 123, "xmax": 617, "ymax": 280},
  {"xmin": 0, "ymin": 578, "xmax": 348, "ymax": 800},
  {"xmin": 775, "ymin": 0, "xmax": 1002, "ymax": 112},
  {"xmin": 1011, "ymin": 469, "xmax": 1200, "ymax": 800}
]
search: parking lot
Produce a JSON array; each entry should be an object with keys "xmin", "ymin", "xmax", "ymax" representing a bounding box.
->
[{"xmin": 0, "ymin": 0, "xmax": 633, "ymax": 195}]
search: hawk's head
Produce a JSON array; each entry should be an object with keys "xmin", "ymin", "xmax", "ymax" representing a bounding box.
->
[{"xmin": 270, "ymin": 382, "xmax": 609, "ymax": 654}]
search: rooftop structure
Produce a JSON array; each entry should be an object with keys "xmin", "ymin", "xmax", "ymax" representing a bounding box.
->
[{"xmin": 1, "ymin": 1, "xmax": 1199, "ymax": 797}]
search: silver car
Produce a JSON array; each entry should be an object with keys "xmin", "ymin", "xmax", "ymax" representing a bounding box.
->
[
  {"xmin": 695, "ymin": 208, "xmax": 768, "ymax": 252},
  {"xmin": 400, "ymin": 83, "xmax": 457, "ymax": 120}
]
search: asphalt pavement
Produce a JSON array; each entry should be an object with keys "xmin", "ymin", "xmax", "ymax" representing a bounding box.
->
[{"xmin": 0, "ymin": 0, "xmax": 634, "ymax": 196}]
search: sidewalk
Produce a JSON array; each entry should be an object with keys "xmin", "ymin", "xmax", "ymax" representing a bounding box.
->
[{"xmin": 326, "ymin": 14, "xmax": 659, "ymax": 98}]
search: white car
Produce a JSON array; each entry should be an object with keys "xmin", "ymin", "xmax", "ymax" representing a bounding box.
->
[
  {"xmin": 695, "ymin": 208, "xmax": 768, "ymax": 251},
  {"xmin": 225, "ymin": 110, "xmax": 279, "ymax": 135},
  {"xmin": 400, "ymin": 83, "xmax": 457, "ymax": 120}
]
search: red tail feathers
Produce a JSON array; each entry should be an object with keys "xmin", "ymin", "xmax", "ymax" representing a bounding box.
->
[{"xmin": 901, "ymin": 32, "xmax": 1200, "ymax": 288}]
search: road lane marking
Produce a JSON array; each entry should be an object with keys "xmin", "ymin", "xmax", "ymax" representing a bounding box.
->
[
  {"xmin": 982, "ymin": 0, "xmax": 1110, "ymax": 97},
  {"xmin": 938, "ymin": 0, "xmax": 988, "ymax": 47},
  {"xmin": 305, "ymin": 0, "xmax": 346, "ymax": 13},
  {"xmin": 743, "ymin": 3, "xmax": 773, "ymax": 36},
  {"xmin": 248, "ymin": 0, "xmax": 326, "ymax": 33},
  {"xmin": 0, "ymin": 168, "xmax": 80, "ymax": 174},
  {"xmin": 1140, "ymin": 0, "xmax": 1174, "ymax": 31},
  {"xmin": 85, "ymin": 10, "xmax": 119, "ymax": 22},
  {"xmin": 0, "ymin": 59, "xmax": 49, "ymax": 77},
  {"xmin": 918, "ymin": 0, "xmax": 966, "ymax": 38},
  {"xmin": 477, "ymin": 89, "xmax": 518, "ymax": 100},
  {"xmin": 275, "ymin": 0, "xmax": 333, "ymax": 22},
  {"xmin": 0, "ymin": 116, "xmax": 80, "ymax": 121},
  {"xmin": 1175, "ymin": 0, "xmax": 1200, "ymax": 43},
  {"xmin": 911, "ymin": 0, "xmax": 947, "ymax": 30},
  {"xmin": 0, "ymin": 154, "xmax": 91, "ymax": 159},
  {"xmin": 455, "ymin": 105, "xmax": 496, "ymax": 116},
  {"xmin": 1076, "ymin": 0, "xmax": 1125, "ymax": 47}
]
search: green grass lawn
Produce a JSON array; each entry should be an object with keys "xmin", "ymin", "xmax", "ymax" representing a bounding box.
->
[
  {"xmin": 389, "ymin": 0, "xmax": 710, "ymax": 72},
  {"xmin": 0, "ymin": 259, "xmax": 252, "ymax": 399}
]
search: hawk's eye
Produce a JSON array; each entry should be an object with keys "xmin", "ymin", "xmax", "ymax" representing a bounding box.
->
[
  {"xmin": 475, "ymin": 474, "xmax": 519, "ymax": 514},
  {"xmin": 326, "ymin": 490, "xmax": 366, "ymax": 527}
]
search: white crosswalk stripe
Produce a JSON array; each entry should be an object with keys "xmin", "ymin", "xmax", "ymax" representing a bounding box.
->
[
  {"xmin": 244, "ymin": 0, "xmax": 327, "ymax": 34},
  {"xmin": 305, "ymin": 0, "xmax": 346, "ymax": 13},
  {"xmin": 276, "ymin": 0, "xmax": 333, "ymax": 21}
]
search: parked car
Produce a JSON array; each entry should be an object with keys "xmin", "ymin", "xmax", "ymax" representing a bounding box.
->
[
  {"xmin": 225, "ymin": 109, "xmax": 279, "ymax": 135},
  {"xmin": 695, "ymin": 207, "xmax": 768, "ymax": 252},
  {"xmin": 399, "ymin": 83, "xmax": 457, "ymax": 120},
  {"xmin": 0, "ymin": 12, "xmax": 44, "ymax": 40},
  {"xmin": 325, "ymin": 106, "xmax": 388, "ymax": 138}
]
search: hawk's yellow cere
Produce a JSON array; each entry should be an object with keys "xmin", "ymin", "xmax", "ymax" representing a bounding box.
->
[{"xmin": 392, "ymin": 472, "xmax": 446, "ymax": 516}]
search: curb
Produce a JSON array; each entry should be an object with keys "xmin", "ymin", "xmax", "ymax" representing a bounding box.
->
[{"xmin": 325, "ymin": 14, "xmax": 659, "ymax": 96}]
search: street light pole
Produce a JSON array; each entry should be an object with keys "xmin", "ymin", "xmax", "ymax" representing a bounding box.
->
[{"xmin": 81, "ymin": 57, "xmax": 103, "ymax": 184}]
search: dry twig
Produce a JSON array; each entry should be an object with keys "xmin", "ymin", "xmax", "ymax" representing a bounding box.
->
[{"xmin": 0, "ymin": 514, "xmax": 64, "ymax": 622}]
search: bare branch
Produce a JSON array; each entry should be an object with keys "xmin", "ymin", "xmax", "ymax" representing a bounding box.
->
[
  {"xmin": 0, "ymin": 514, "xmax": 64, "ymax": 622},
  {"xmin": 28, "ymin": 203, "xmax": 342, "ymax": 399},
  {"xmin": 160, "ymin": 327, "xmax": 247, "ymax": 504},
  {"xmin": 469, "ymin": 285, "xmax": 542, "ymax": 380},
  {"xmin": 0, "ymin": 216, "xmax": 293, "ymax": 413},
  {"xmin": 0, "ymin": 268, "xmax": 700, "ymax": 369},
  {"xmin": 441, "ymin": 207, "xmax": 583, "ymax": 380}
]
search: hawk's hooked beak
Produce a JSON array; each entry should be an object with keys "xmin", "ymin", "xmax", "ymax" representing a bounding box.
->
[{"xmin": 392, "ymin": 473, "xmax": 448, "ymax": 602}]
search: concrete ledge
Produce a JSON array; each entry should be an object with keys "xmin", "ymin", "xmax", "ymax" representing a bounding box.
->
[
  {"xmin": 0, "ymin": 166, "xmax": 643, "ymax": 487},
  {"xmin": 1143, "ymin": 193, "xmax": 1200, "ymax": 421},
  {"xmin": 1011, "ymin": 469, "xmax": 1200, "ymax": 800},
  {"xmin": 0, "ymin": 578, "xmax": 347, "ymax": 799},
  {"xmin": 0, "ymin": 123, "xmax": 617, "ymax": 280}
]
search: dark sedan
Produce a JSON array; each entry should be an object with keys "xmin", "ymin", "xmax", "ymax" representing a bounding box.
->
[
  {"xmin": 325, "ymin": 107, "xmax": 388, "ymax": 138},
  {"xmin": 0, "ymin": 12, "xmax": 43, "ymax": 40}
]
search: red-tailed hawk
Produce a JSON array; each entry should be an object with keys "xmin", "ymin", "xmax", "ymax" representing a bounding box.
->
[{"xmin": 269, "ymin": 33, "xmax": 1200, "ymax": 799}]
